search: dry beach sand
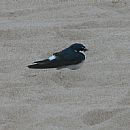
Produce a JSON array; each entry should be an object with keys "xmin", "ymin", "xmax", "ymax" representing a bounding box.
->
[{"xmin": 0, "ymin": 0, "xmax": 130, "ymax": 129}]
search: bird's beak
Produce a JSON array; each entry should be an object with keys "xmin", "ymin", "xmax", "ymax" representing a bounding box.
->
[{"xmin": 84, "ymin": 48, "xmax": 88, "ymax": 52}]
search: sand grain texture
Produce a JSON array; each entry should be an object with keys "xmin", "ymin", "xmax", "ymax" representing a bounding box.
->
[{"xmin": 0, "ymin": 0, "xmax": 130, "ymax": 130}]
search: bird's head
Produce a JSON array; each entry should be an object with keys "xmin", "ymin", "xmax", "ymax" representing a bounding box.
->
[{"xmin": 70, "ymin": 43, "xmax": 88, "ymax": 52}]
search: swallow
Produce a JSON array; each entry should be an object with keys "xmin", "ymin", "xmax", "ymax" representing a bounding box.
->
[{"xmin": 27, "ymin": 43, "xmax": 88, "ymax": 70}]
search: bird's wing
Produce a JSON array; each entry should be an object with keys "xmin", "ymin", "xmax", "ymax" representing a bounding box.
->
[
  {"xmin": 28, "ymin": 51, "xmax": 82, "ymax": 69},
  {"xmin": 33, "ymin": 51, "xmax": 60, "ymax": 64}
]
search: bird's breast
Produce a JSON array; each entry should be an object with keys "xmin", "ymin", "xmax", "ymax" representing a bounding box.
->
[{"xmin": 67, "ymin": 62, "xmax": 84, "ymax": 70}]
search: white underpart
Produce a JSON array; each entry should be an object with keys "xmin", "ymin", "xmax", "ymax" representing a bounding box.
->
[
  {"xmin": 48, "ymin": 55, "xmax": 56, "ymax": 61},
  {"xmin": 67, "ymin": 62, "xmax": 84, "ymax": 70}
]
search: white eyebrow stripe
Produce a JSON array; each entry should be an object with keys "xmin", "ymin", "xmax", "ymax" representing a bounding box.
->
[{"xmin": 48, "ymin": 55, "xmax": 56, "ymax": 61}]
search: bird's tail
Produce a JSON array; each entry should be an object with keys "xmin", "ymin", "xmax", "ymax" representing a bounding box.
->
[
  {"xmin": 27, "ymin": 64, "xmax": 45, "ymax": 69},
  {"xmin": 27, "ymin": 59, "xmax": 56, "ymax": 69}
]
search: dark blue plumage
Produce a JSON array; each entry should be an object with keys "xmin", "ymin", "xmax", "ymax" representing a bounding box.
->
[{"xmin": 28, "ymin": 43, "xmax": 88, "ymax": 70}]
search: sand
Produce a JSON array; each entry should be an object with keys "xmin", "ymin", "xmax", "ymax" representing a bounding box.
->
[{"xmin": 0, "ymin": 0, "xmax": 130, "ymax": 130}]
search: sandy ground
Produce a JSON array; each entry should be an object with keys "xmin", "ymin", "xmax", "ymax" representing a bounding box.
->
[{"xmin": 0, "ymin": 0, "xmax": 130, "ymax": 130}]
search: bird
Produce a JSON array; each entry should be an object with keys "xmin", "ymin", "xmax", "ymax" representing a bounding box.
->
[{"xmin": 27, "ymin": 43, "xmax": 88, "ymax": 70}]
